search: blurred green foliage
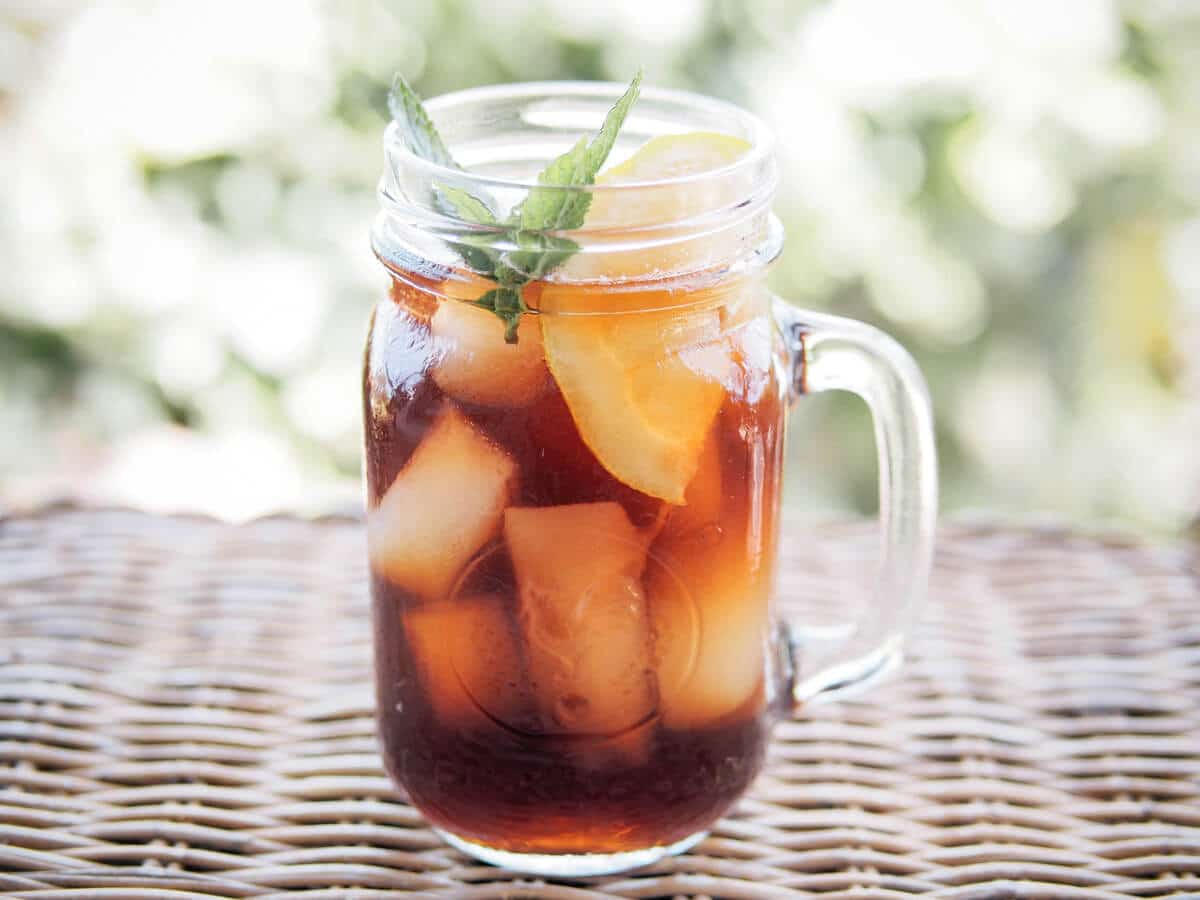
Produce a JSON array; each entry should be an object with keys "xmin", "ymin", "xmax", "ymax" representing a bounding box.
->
[{"xmin": 1, "ymin": 0, "xmax": 1197, "ymax": 528}]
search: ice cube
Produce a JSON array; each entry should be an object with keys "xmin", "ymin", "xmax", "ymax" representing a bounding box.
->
[
  {"xmin": 404, "ymin": 594, "xmax": 529, "ymax": 729},
  {"xmin": 504, "ymin": 502, "xmax": 656, "ymax": 738},
  {"xmin": 727, "ymin": 312, "xmax": 778, "ymax": 405},
  {"xmin": 607, "ymin": 307, "xmax": 722, "ymax": 359},
  {"xmin": 430, "ymin": 299, "xmax": 548, "ymax": 408},
  {"xmin": 368, "ymin": 404, "xmax": 517, "ymax": 599},
  {"xmin": 646, "ymin": 523, "xmax": 772, "ymax": 730}
]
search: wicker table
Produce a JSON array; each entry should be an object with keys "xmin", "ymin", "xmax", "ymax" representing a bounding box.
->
[{"xmin": 1, "ymin": 507, "xmax": 1197, "ymax": 899}]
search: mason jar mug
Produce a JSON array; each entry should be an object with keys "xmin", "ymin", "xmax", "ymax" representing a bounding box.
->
[{"xmin": 364, "ymin": 81, "xmax": 937, "ymax": 877}]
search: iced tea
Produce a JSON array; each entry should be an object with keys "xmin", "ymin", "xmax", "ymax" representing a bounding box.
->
[{"xmin": 364, "ymin": 261, "xmax": 788, "ymax": 854}]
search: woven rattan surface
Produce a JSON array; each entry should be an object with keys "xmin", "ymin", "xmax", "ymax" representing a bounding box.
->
[{"xmin": 1, "ymin": 506, "xmax": 1197, "ymax": 899}]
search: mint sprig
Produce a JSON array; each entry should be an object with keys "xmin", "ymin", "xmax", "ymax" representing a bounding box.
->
[
  {"xmin": 433, "ymin": 184, "xmax": 504, "ymax": 275},
  {"xmin": 388, "ymin": 73, "xmax": 459, "ymax": 171},
  {"xmin": 516, "ymin": 75, "xmax": 641, "ymax": 234},
  {"xmin": 388, "ymin": 72, "xmax": 643, "ymax": 342}
]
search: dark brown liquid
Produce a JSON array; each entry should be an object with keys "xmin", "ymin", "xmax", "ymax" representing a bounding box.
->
[
  {"xmin": 365, "ymin": 270, "xmax": 786, "ymax": 853},
  {"xmin": 372, "ymin": 580, "xmax": 769, "ymax": 852}
]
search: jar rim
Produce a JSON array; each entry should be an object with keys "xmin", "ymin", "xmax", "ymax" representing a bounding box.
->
[
  {"xmin": 375, "ymin": 80, "xmax": 780, "ymax": 288},
  {"xmin": 384, "ymin": 80, "xmax": 776, "ymax": 196}
]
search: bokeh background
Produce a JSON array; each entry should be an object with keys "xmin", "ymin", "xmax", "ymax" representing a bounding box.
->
[{"xmin": 2, "ymin": 0, "xmax": 1198, "ymax": 532}]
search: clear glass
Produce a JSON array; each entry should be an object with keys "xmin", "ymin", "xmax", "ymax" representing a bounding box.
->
[{"xmin": 365, "ymin": 82, "xmax": 937, "ymax": 877}]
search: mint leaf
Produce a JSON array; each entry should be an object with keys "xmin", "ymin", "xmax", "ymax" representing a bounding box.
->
[
  {"xmin": 505, "ymin": 231, "xmax": 579, "ymax": 282},
  {"xmin": 468, "ymin": 287, "xmax": 527, "ymax": 344},
  {"xmin": 517, "ymin": 136, "xmax": 592, "ymax": 233},
  {"xmin": 583, "ymin": 69, "xmax": 643, "ymax": 180},
  {"xmin": 435, "ymin": 185, "xmax": 498, "ymax": 225},
  {"xmin": 388, "ymin": 73, "xmax": 458, "ymax": 170},
  {"xmin": 435, "ymin": 184, "xmax": 504, "ymax": 273},
  {"xmin": 516, "ymin": 71, "xmax": 643, "ymax": 234},
  {"xmin": 390, "ymin": 76, "xmax": 502, "ymax": 278},
  {"xmin": 450, "ymin": 234, "xmax": 502, "ymax": 277},
  {"xmin": 502, "ymin": 71, "xmax": 642, "ymax": 288}
]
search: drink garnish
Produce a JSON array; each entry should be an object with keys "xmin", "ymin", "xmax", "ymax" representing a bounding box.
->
[{"xmin": 388, "ymin": 72, "xmax": 642, "ymax": 342}]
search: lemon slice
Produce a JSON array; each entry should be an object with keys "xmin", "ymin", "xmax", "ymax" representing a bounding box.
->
[
  {"xmin": 561, "ymin": 132, "xmax": 753, "ymax": 282},
  {"xmin": 540, "ymin": 132, "xmax": 749, "ymax": 503},
  {"xmin": 542, "ymin": 312, "xmax": 729, "ymax": 503},
  {"xmin": 600, "ymin": 131, "xmax": 751, "ymax": 185}
]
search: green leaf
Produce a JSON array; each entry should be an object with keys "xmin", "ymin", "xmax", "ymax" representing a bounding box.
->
[
  {"xmin": 584, "ymin": 69, "xmax": 643, "ymax": 185},
  {"xmin": 516, "ymin": 71, "xmax": 643, "ymax": 235},
  {"xmin": 388, "ymin": 73, "xmax": 458, "ymax": 170},
  {"xmin": 517, "ymin": 136, "xmax": 593, "ymax": 233},
  {"xmin": 450, "ymin": 235, "xmax": 500, "ymax": 276},
  {"xmin": 390, "ymin": 74, "xmax": 503, "ymax": 276},
  {"xmin": 435, "ymin": 184, "xmax": 498, "ymax": 225},
  {"xmin": 434, "ymin": 184, "xmax": 504, "ymax": 273},
  {"xmin": 468, "ymin": 287, "xmax": 528, "ymax": 344},
  {"xmin": 499, "ymin": 72, "xmax": 642, "ymax": 287},
  {"xmin": 505, "ymin": 230, "xmax": 579, "ymax": 282}
]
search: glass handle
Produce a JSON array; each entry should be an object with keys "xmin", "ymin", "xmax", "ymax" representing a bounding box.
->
[{"xmin": 773, "ymin": 299, "xmax": 938, "ymax": 708}]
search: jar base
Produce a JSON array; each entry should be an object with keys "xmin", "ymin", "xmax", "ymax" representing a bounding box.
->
[{"xmin": 434, "ymin": 828, "xmax": 707, "ymax": 877}]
